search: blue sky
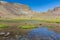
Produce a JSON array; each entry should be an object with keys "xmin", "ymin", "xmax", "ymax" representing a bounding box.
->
[{"xmin": 2, "ymin": 0, "xmax": 60, "ymax": 12}]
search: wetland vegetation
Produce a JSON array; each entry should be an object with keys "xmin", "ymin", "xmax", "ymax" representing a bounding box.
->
[{"xmin": 0, "ymin": 18, "xmax": 60, "ymax": 40}]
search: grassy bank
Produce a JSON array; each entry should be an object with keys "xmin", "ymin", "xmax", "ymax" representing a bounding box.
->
[
  {"xmin": 0, "ymin": 18, "xmax": 60, "ymax": 23},
  {"xmin": 39, "ymin": 19, "xmax": 60, "ymax": 23}
]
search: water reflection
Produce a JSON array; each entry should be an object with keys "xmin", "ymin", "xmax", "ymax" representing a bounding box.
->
[
  {"xmin": 28, "ymin": 27, "xmax": 60, "ymax": 40},
  {"xmin": 0, "ymin": 27, "xmax": 60, "ymax": 40}
]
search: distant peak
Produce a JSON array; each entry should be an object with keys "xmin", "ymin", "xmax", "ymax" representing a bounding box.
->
[
  {"xmin": 53, "ymin": 7, "xmax": 60, "ymax": 11},
  {"xmin": 55, "ymin": 7, "xmax": 60, "ymax": 9}
]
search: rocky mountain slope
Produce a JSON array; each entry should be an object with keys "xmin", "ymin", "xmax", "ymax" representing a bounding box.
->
[
  {"xmin": 0, "ymin": 1, "xmax": 33, "ymax": 19},
  {"xmin": 32, "ymin": 7, "xmax": 60, "ymax": 20},
  {"xmin": 0, "ymin": 1, "xmax": 60, "ymax": 19}
]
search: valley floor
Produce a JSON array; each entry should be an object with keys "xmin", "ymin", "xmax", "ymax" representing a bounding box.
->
[
  {"xmin": 0, "ymin": 19, "xmax": 60, "ymax": 40},
  {"xmin": 0, "ymin": 20, "xmax": 60, "ymax": 33}
]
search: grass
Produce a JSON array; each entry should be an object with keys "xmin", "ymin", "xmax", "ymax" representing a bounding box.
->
[
  {"xmin": 0, "ymin": 18, "xmax": 40, "ymax": 23},
  {"xmin": 47, "ymin": 26, "xmax": 54, "ymax": 28},
  {"xmin": 0, "ymin": 18, "xmax": 60, "ymax": 24},
  {"xmin": 0, "ymin": 24, "xmax": 9, "ymax": 29},
  {"xmin": 18, "ymin": 24, "xmax": 37, "ymax": 29},
  {"xmin": 39, "ymin": 18, "xmax": 60, "ymax": 23}
]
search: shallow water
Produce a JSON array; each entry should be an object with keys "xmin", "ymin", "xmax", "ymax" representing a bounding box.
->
[
  {"xmin": 0, "ymin": 27, "xmax": 60, "ymax": 40},
  {"xmin": 28, "ymin": 27, "xmax": 60, "ymax": 40}
]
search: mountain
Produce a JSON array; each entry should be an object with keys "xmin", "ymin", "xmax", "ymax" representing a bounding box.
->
[
  {"xmin": 0, "ymin": 1, "xmax": 60, "ymax": 20},
  {"xmin": 0, "ymin": 1, "xmax": 33, "ymax": 19},
  {"xmin": 32, "ymin": 7, "xmax": 60, "ymax": 20}
]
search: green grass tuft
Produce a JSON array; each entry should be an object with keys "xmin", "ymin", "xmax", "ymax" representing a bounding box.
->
[
  {"xmin": 18, "ymin": 24, "xmax": 37, "ymax": 29},
  {"xmin": 47, "ymin": 26, "xmax": 54, "ymax": 28},
  {"xmin": 0, "ymin": 24, "xmax": 9, "ymax": 29}
]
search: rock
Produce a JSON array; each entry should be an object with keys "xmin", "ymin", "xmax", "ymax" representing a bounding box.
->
[
  {"xmin": 0, "ymin": 32, "xmax": 5, "ymax": 36},
  {"xmin": 0, "ymin": 32, "xmax": 10, "ymax": 37},
  {"xmin": 4, "ymin": 32, "xmax": 10, "ymax": 37}
]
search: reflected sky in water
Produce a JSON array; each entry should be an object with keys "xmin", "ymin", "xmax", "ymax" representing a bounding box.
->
[{"xmin": 28, "ymin": 27, "xmax": 60, "ymax": 40}]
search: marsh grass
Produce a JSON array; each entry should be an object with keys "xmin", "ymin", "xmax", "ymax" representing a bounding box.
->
[
  {"xmin": 39, "ymin": 18, "xmax": 60, "ymax": 24},
  {"xmin": 0, "ymin": 18, "xmax": 60, "ymax": 24},
  {"xmin": 47, "ymin": 26, "xmax": 54, "ymax": 28},
  {"xmin": 18, "ymin": 24, "xmax": 37, "ymax": 29},
  {"xmin": 0, "ymin": 24, "xmax": 8, "ymax": 29}
]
